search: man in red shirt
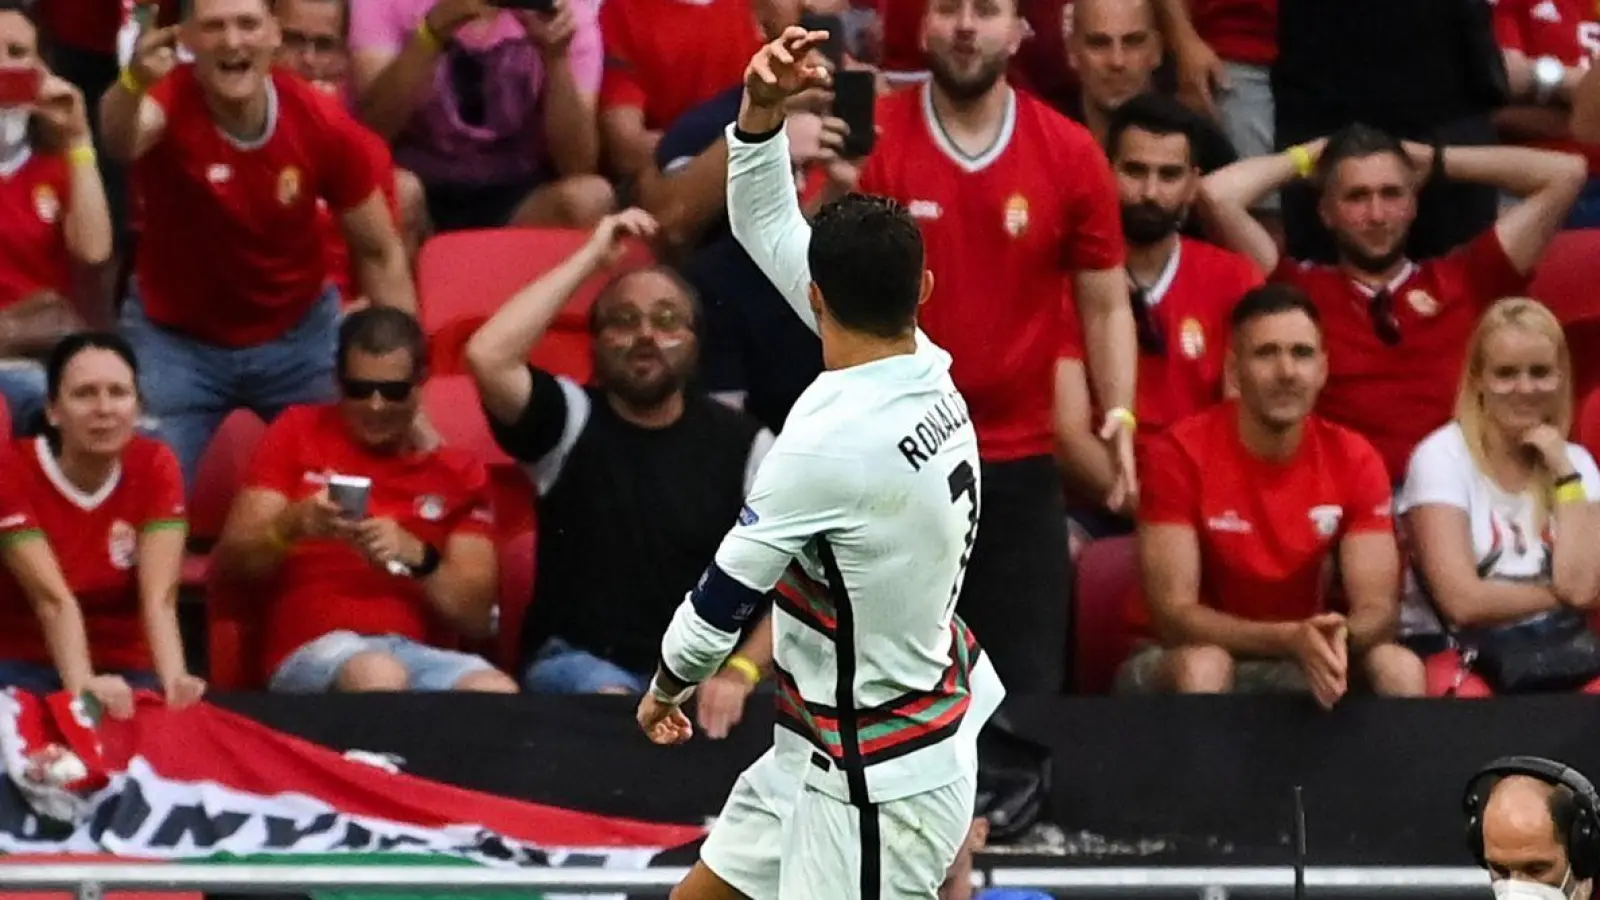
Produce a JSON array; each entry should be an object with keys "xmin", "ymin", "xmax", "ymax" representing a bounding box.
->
[
  {"xmin": 1122, "ymin": 284, "xmax": 1424, "ymax": 706},
  {"xmin": 1058, "ymin": 93, "xmax": 1259, "ymax": 536},
  {"xmin": 838, "ymin": 0, "xmax": 1137, "ymax": 693},
  {"xmin": 98, "ymin": 0, "xmax": 415, "ymax": 490},
  {"xmin": 1203, "ymin": 124, "xmax": 1584, "ymax": 484},
  {"xmin": 213, "ymin": 308, "xmax": 514, "ymax": 693}
]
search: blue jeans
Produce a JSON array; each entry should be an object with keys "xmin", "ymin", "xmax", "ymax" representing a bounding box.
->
[
  {"xmin": 270, "ymin": 631, "xmax": 497, "ymax": 693},
  {"xmin": 1567, "ymin": 177, "xmax": 1600, "ymax": 229},
  {"xmin": 0, "ymin": 364, "xmax": 47, "ymax": 436},
  {"xmin": 0, "ymin": 660, "xmax": 160, "ymax": 692},
  {"xmin": 522, "ymin": 637, "xmax": 649, "ymax": 694},
  {"xmin": 120, "ymin": 285, "xmax": 339, "ymax": 491}
]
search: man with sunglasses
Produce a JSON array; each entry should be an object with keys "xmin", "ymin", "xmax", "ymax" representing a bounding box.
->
[
  {"xmin": 1056, "ymin": 93, "xmax": 1260, "ymax": 539},
  {"xmin": 214, "ymin": 307, "xmax": 517, "ymax": 694},
  {"xmin": 466, "ymin": 208, "xmax": 774, "ymax": 695},
  {"xmin": 1201, "ymin": 123, "xmax": 1584, "ymax": 486}
]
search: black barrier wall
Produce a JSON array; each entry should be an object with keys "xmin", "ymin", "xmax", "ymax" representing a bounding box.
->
[{"xmin": 212, "ymin": 693, "xmax": 1600, "ymax": 869}]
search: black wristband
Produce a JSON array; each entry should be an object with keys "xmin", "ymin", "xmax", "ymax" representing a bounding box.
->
[
  {"xmin": 1429, "ymin": 136, "xmax": 1447, "ymax": 184},
  {"xmin": 733, "ymin": 122, "xmax": 784, "ymax": 144},
  {"xmin": 412, "ymin": 542, "xmax": 442, "ymax": 579},
  {"xmin": 1555, "ymin": 471, "xmax": 1583, "ymax": 488}
]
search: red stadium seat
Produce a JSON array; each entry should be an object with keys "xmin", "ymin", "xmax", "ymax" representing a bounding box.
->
[
  {"xmin": 205, "ymin": 565, "xmax": 269, "ymax": 691},
  {"xmin": 1072, "ymin": 535, "xmax": 1138, "ymax": 695},
  {"xmin": 422, "ymin": 375, "xmax": 511, "ymax": 467},
  {"xmin": 184, "ymin": 411, "xmax": 267, "ymax": 588},
  {"xmin": 495, "ymin": 529, "xmax": 537, "ymax": 674},
  {"xmin": 0, "ymin": 391, "xmax": 11, "ymax": 439},
  {"xmin": 1580, "ymin": 388, "xmax": 1600, "ymax": 462},
  {"xmin": 1531, "ymin": 230, "xmax": 1600, "ymax": 403},
  {"xmin": 417, "ymin": 227, "xmax": 652, "ymax": 378}
]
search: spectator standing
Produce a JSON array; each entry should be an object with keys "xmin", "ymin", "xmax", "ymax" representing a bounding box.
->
[
  {"xmin": 1155, "ymin": 0, "xmax": 1276, "ymax": 159},
  {"xmin": 99, "ymin": 0, "xmax": 415, "ymax": 490},
  {"xmin": 0, "ymin": 333, "xmax": 204, "ymax": 711},
  {"xmin": 466, "ymin": 210, "xmax": 773, "ymax": 694},
  {"xmin": 1203, "ymin": 126, "xmax": 1583, "ymax": 485},
  {"xmin": 214, "ymin": 308, "xmax": 514, "ymax": 694},
  {"xmin": 1400, "ymin": 298, "xmax": 1600, "ymax": 696},
  {"xmin": 837, "ymin": 0, "xmax": 1138, "ymax": 693},
  {"xmin": 350, "ymin": 0, "xmax": 613, "ymax": 233},
  {"xmin": 1057, "ymin": 94, "xmax": 1259, "ymax": 537},
  {"xmin": 0, "ymin": 3, "xmax": 113, "ymax": 434},
  {"xmin": 1123, "ymin": 285, "xmax": 1424, "ymax": 705}
]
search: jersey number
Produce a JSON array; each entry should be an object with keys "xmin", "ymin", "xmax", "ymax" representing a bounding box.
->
[{"xmin": 944, "ymin": 460, "xmax": 980, "ymax": 624}]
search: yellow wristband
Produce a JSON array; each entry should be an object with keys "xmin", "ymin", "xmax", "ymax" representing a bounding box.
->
[
  {"xmin": 1286, "ymin": 144, "xmax": 1317, "ymax": 179},
  {"xmin": 119, "ymin": 67, "xmax": 146, "ymax": 95},
  {"xmin": 1105, "ymin": 406, "xmax": 1137, "ymax": 431},
  {"xmin": 1556, "ymin": 480, "xmax": 1588, "ymax": 506},
  {"xmin": 725, "ymin": 655, "xmax": 761, "ymax": 686},
  {"xmin": 416, "ymin": 19, "xmax": 443, "ymax": 52},
  {"xmin": 67, "ymin": 144, "xmax": 96, "ymax": 167}
]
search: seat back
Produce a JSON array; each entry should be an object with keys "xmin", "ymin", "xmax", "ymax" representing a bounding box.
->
[
  {"xmin": 421, "ymin": 375, "xmax": 512, "ymax": 466},
  {"xmin": 205, "ymin": 564, "xmax": 269, "ymax": 690},
  {"xmin": 495, "ymin": 529, "xmax": 538, "ymax": 675},
  {"xmin": 188, "ymin": 411, "xmax": 267, "ymax": 541},
  {"xmin": 1072, "ymin": 535, "xmax": 1139, "ymax": 695}
]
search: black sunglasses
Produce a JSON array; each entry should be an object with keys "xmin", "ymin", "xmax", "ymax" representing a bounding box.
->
[
  {"xmin": 1368, "ymin": 288, "xmax": 1402, "ymax": 347},
  {"xmin": 341, "ymin": 378, "xmax": 415, "ymax": 402}
]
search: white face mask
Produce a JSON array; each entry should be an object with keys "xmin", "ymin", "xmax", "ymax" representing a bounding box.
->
[
  {"xmin": 1493, "ymin": 868, "xmax": 1584, "ymax": 900},
  {"xmin": 0, "ymin": 107, "xmax": 29, "ymax": 159}
]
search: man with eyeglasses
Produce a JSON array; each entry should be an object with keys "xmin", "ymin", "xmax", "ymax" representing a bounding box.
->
[
  {"xmin": 214, "ymin": 307, "xmax": 517, "ymax": 694},
  {"xmin": 466, "ymin": 209, "xmax": 774, "ymax": 695},
  {"xmin": 1201, "ymin": 123, "xmax": 1583, "ymax": 486}
]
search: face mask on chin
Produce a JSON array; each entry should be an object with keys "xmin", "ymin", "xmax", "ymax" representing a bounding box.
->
[
  {"xmin": 0, "ymin": 107, "xmax": 30, "ymax": 161},
  {"xmin": 1493, "ymin": 868, "xmax": 1586, "ymax": 900}
]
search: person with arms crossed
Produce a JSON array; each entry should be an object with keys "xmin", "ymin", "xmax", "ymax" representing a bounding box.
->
[
  {"xmin": 830, "ymin": 0, "xmax": 1138, "ymax": 694},
  {"xmin": 1120, "ymin": 284, "xmax": 1425, "ymax": 706},
  {"xmin": 637, "ymin": 27, "xmax": 1006, "ymax": 900},
  {"xmin": 98, "ymin": 0, "xmax": 416, "ymax": 490}
]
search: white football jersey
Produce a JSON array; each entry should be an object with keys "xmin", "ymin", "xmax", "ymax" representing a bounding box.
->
[{"xmin": 719, "ymin": 123, "xmax": 1005, "ymax": 805}]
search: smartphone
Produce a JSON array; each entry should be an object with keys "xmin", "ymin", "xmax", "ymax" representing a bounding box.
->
[
  {"xmin": 327, "ymin": 474, "xmax": 372, "ymax": 521},
  {"xmin": 491, "ymin": 0, "xmax": 557, "ymax": 12},
  {"xmin": 800, "ymin": 12, "xmax": 846, "ymax": 69},
  {"xmin": 0, "ymin": 67, "xmax": 41, "ymax": 107},
  {"xmin": 831, "ymin": 69, "xmax": 877, "ymax": 159}
]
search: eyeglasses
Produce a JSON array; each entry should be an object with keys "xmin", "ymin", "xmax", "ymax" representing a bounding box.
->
[
  {"xmin": 341, "ymin": 378, "xmax": 415, "ymax": 402},
  {"xmin": 281, "ymin": 30, "xmax": 342, "ymax": 55},
  {"xmin": 1368, "ymin": 289, "xmax": 1402, "ymax": 347},
  {"xmin": 595, "ymin": 308, "xmax": 691, "ymax": 335}
]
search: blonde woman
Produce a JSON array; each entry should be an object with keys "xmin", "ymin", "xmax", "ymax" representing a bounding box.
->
[{"xmin": 1399, "ymin": 297, "xmax": 1600, "ymax": 696}]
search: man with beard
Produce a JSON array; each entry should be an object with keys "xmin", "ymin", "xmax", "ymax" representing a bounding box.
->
[
  {"xmin": 1056, "ymin": 92, "xmax": 1260, "ymax": 536},
  {"xmin": 466, "ymin": 208, "xmax": 774, "ymax": 694},
  {"xmin": 845, "ymin": 0, "xmax": 1138, "ymax": 696},
  {"xmin": 1202, "ymin": 123, "xmax": 1584, "ymax": 485},
  {"xmin": 1120, "ymin": 284, "xmax": 1426, "ymax": 704}
]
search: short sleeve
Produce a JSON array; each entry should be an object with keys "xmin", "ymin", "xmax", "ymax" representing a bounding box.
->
[
  {"xmin": 316, "ymin": 104, "xmax": 382, "ymax": 213},
  {"xmin": 443, "ymin": 459, "xmax": 497, "ymax": 539},
  {"xmin": 565, "ymin": 0, "xmax": 605, "ymax": 94},
  {"xmin": 145, "ymin": 66, "xmax": 181, "ymax": 114},
  {"xmin": 1492, "ymin": 0, "xmax": 1527, "ymax": 51},
  {"xmin": 348, "ymin": 0, "xmax": 412, "ymax": 55},
  {"xmin": 1396, "ymin": 428, "xmax": 1473, "ymax": 514},
  {"xmin": 1136, "ymin": 431, "xmax": 1199, "ymax": 527},
  {"xmin": 0, "ymin": 449, "xmax": 41, "ymax": 542},
  {"xmin": 1341, "ymin": 436, "xmax": 1394, "ymax": 534},
  {"xmin": 1061, "ymin": 136, "xmax": 1125, "ymax": 271},
  {"xmin": 598, "ymin": 1, "xmax": 647, "ymax": 113},
  {"xmin": 715, "ymin": 446, "xmax": 864, "ymax": 592},
  {"xmin": 1437, "ymin": 229, "xmax": 1531, "ymax": 311},
  {"xmin": 1571, "ymin": 445, "xmax": 1600, "ymax": 497},
  {"xmin": 485, "ymin": 367, "xmax": 584, "ymax": 468},
  {"xmin": 245, "ymin": 410, "xmax": 310, "ymax": 496},
  {"xmin": 138, "ymin": 443, "xmax": 188, "ymax": 529}
]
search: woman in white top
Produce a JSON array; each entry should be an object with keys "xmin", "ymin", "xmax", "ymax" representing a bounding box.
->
[{"xmin": 1399, "ymin": 297, "xmax": 1600, "ymax": 696}]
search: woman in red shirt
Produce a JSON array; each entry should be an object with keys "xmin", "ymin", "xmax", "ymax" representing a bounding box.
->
[{"xmin": 0, "ymin": 333, "xmax": 203, "ymax": 715}]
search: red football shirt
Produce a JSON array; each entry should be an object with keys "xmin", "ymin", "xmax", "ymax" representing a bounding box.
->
[
  {"xmin": 0, "ymin": 436, "xmax": 186, "ymax": 671},
  {"xmin": 1270, "ymin": 229, "xmax": 1529, "ymax": 484},
  {"xmin": 1131, "ymin": 401, "xmax": 1393, "ymax": 635},
  {"xmin": 0, "ymin": 152, "xmax": 73, "ymax": 308},
  {"xmin": 319, "ymin": 119, "xmax": 400, "ymax": 305},
  {"xmin": 859, "ymin": 84, "xmax": 1125, "ymax": 461},
  {"xmin": 247, "ymin": 405, "xmax": 496, "ymax": 676},
  {"xmin": 134, "ymin": 66, "xmax": 380, "ymax": 347},
  {"xmin": 598, "ymin": 0, "xmax": 762, "ymax": 128},
  {"xmin": 1493, "ymin": 0, "xmax": 1600, "ymax": 173},
  {"xmin": 1188, "ymin": 0, "xmax": 1278, "ymax": 66},
  {"xmin": 1062, "ymin": 238, "xmax": 1260, "ymax": 453}
]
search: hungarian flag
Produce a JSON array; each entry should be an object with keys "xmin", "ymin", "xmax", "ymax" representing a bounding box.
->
[{"xmin": 0, "ymin": 690, "xmax": 703, "ymax": 900}]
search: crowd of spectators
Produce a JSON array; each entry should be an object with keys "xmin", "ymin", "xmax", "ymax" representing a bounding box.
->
[{"xmin": 6, "ymin": 0, "xmax": 1600, "ymax": 743}]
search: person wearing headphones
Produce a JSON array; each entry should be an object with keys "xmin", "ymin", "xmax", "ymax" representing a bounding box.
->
[{"xmin": 1465, "ymin": 756, "xmax": 1600, "ymax": 900}]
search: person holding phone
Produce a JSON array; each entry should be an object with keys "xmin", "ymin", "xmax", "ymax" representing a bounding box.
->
[
  {"xmin": 1399, "ymin": 298, "xmax": 1600, "ymax": 696},
  {"xmin": 0, "ymin": 333, "xmax": 203, "ymax": 713},
  {"xmin": 214, "ymin": 308, "xmax": 515, "ymax": 694},
  {"xmin": 0, "ymin": 2, "xmax": 113, "ymax": 436}
]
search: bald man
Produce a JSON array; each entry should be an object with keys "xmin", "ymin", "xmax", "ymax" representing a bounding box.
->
[{"xmin": 1482, "ymin": 774, "xmax": 1595, "ymax": 900}]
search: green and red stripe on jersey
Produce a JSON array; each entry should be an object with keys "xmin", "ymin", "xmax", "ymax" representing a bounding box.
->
[
  {"xmin": 772, "ymin": 562, "xmax": 837, "ymax": 637},
  {"xmin": 773, "ymin": 617, "xmax": 981, "ymax": 766}
]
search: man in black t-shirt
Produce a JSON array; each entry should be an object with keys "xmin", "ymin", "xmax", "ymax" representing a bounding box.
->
[{"xmin": 465, "ymin": 210, "xmax": 773, "ymax": 695}]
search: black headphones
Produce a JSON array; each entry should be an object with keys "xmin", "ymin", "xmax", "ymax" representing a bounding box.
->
[{"xmin": 1464, "ymin": 756, "xmax": 1600, "ymax": 881}]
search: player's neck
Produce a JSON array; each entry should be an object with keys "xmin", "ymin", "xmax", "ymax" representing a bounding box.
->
[
  {"xmin": 1126, "ymin": 235, "xmax": 1179, "ymax": 286},
  {"xmin": 606, "ymin": 390, "xmax": 686, "ymax": 429},
  {"xmin": 823, "ymin": 331, "xmax": 918, "ymax": 370},
  {"xmin": 54, "ymin": 445, "xmax": 118, "ymax": 495},
  {"xmin": 204, "ymin": 87, "xmax": 271, "ymax": 143},
  {"xmin": 928, "ymin": 80, "xmax": 1012, "ymax": 145},
  {"xmin": 1235, "ymin": 405, "xmax": 1305, "ymax": 463},
  {"xmin": 1336, "ymin": 256, "xmax": 1410, "ymax": 291},
  {"xmin": 1081, "ymin": 97, "xmax": 1112, "ymax": 147}
]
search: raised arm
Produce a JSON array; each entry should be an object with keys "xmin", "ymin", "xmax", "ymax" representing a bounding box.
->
[
  {"xmin": 1200, "ymin": 141, "xmax": 1324, "ymax": 276},
  {"xmin": 99, "ymin": 26, "xmax": 177, "ymax": 162}
]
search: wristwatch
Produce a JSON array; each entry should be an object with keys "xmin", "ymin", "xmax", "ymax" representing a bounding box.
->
[{"xmin": 1533, "ymin": 55, "xmax": 1566, "ymax": 104}]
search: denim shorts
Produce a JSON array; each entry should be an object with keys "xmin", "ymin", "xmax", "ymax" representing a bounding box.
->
[
  {"xmin": 521, "ymin": 637, "xmax": 649, "ymax": 694},
  {"xmin": 269, "ymin": 631, "xmax": 496, "ymax": 693}
]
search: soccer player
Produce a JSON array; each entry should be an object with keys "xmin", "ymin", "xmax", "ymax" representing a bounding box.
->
[
  {"xmin": 98, "ymin": 0, "xmax": 415, "ymax": 488},
  {"xmin": 636, "ymin": 27, "xmax": 1006, "ymax": 900},
  {"xmin": 847, "ymin": 0, "xmax": 1138, "ymax": 694}
]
